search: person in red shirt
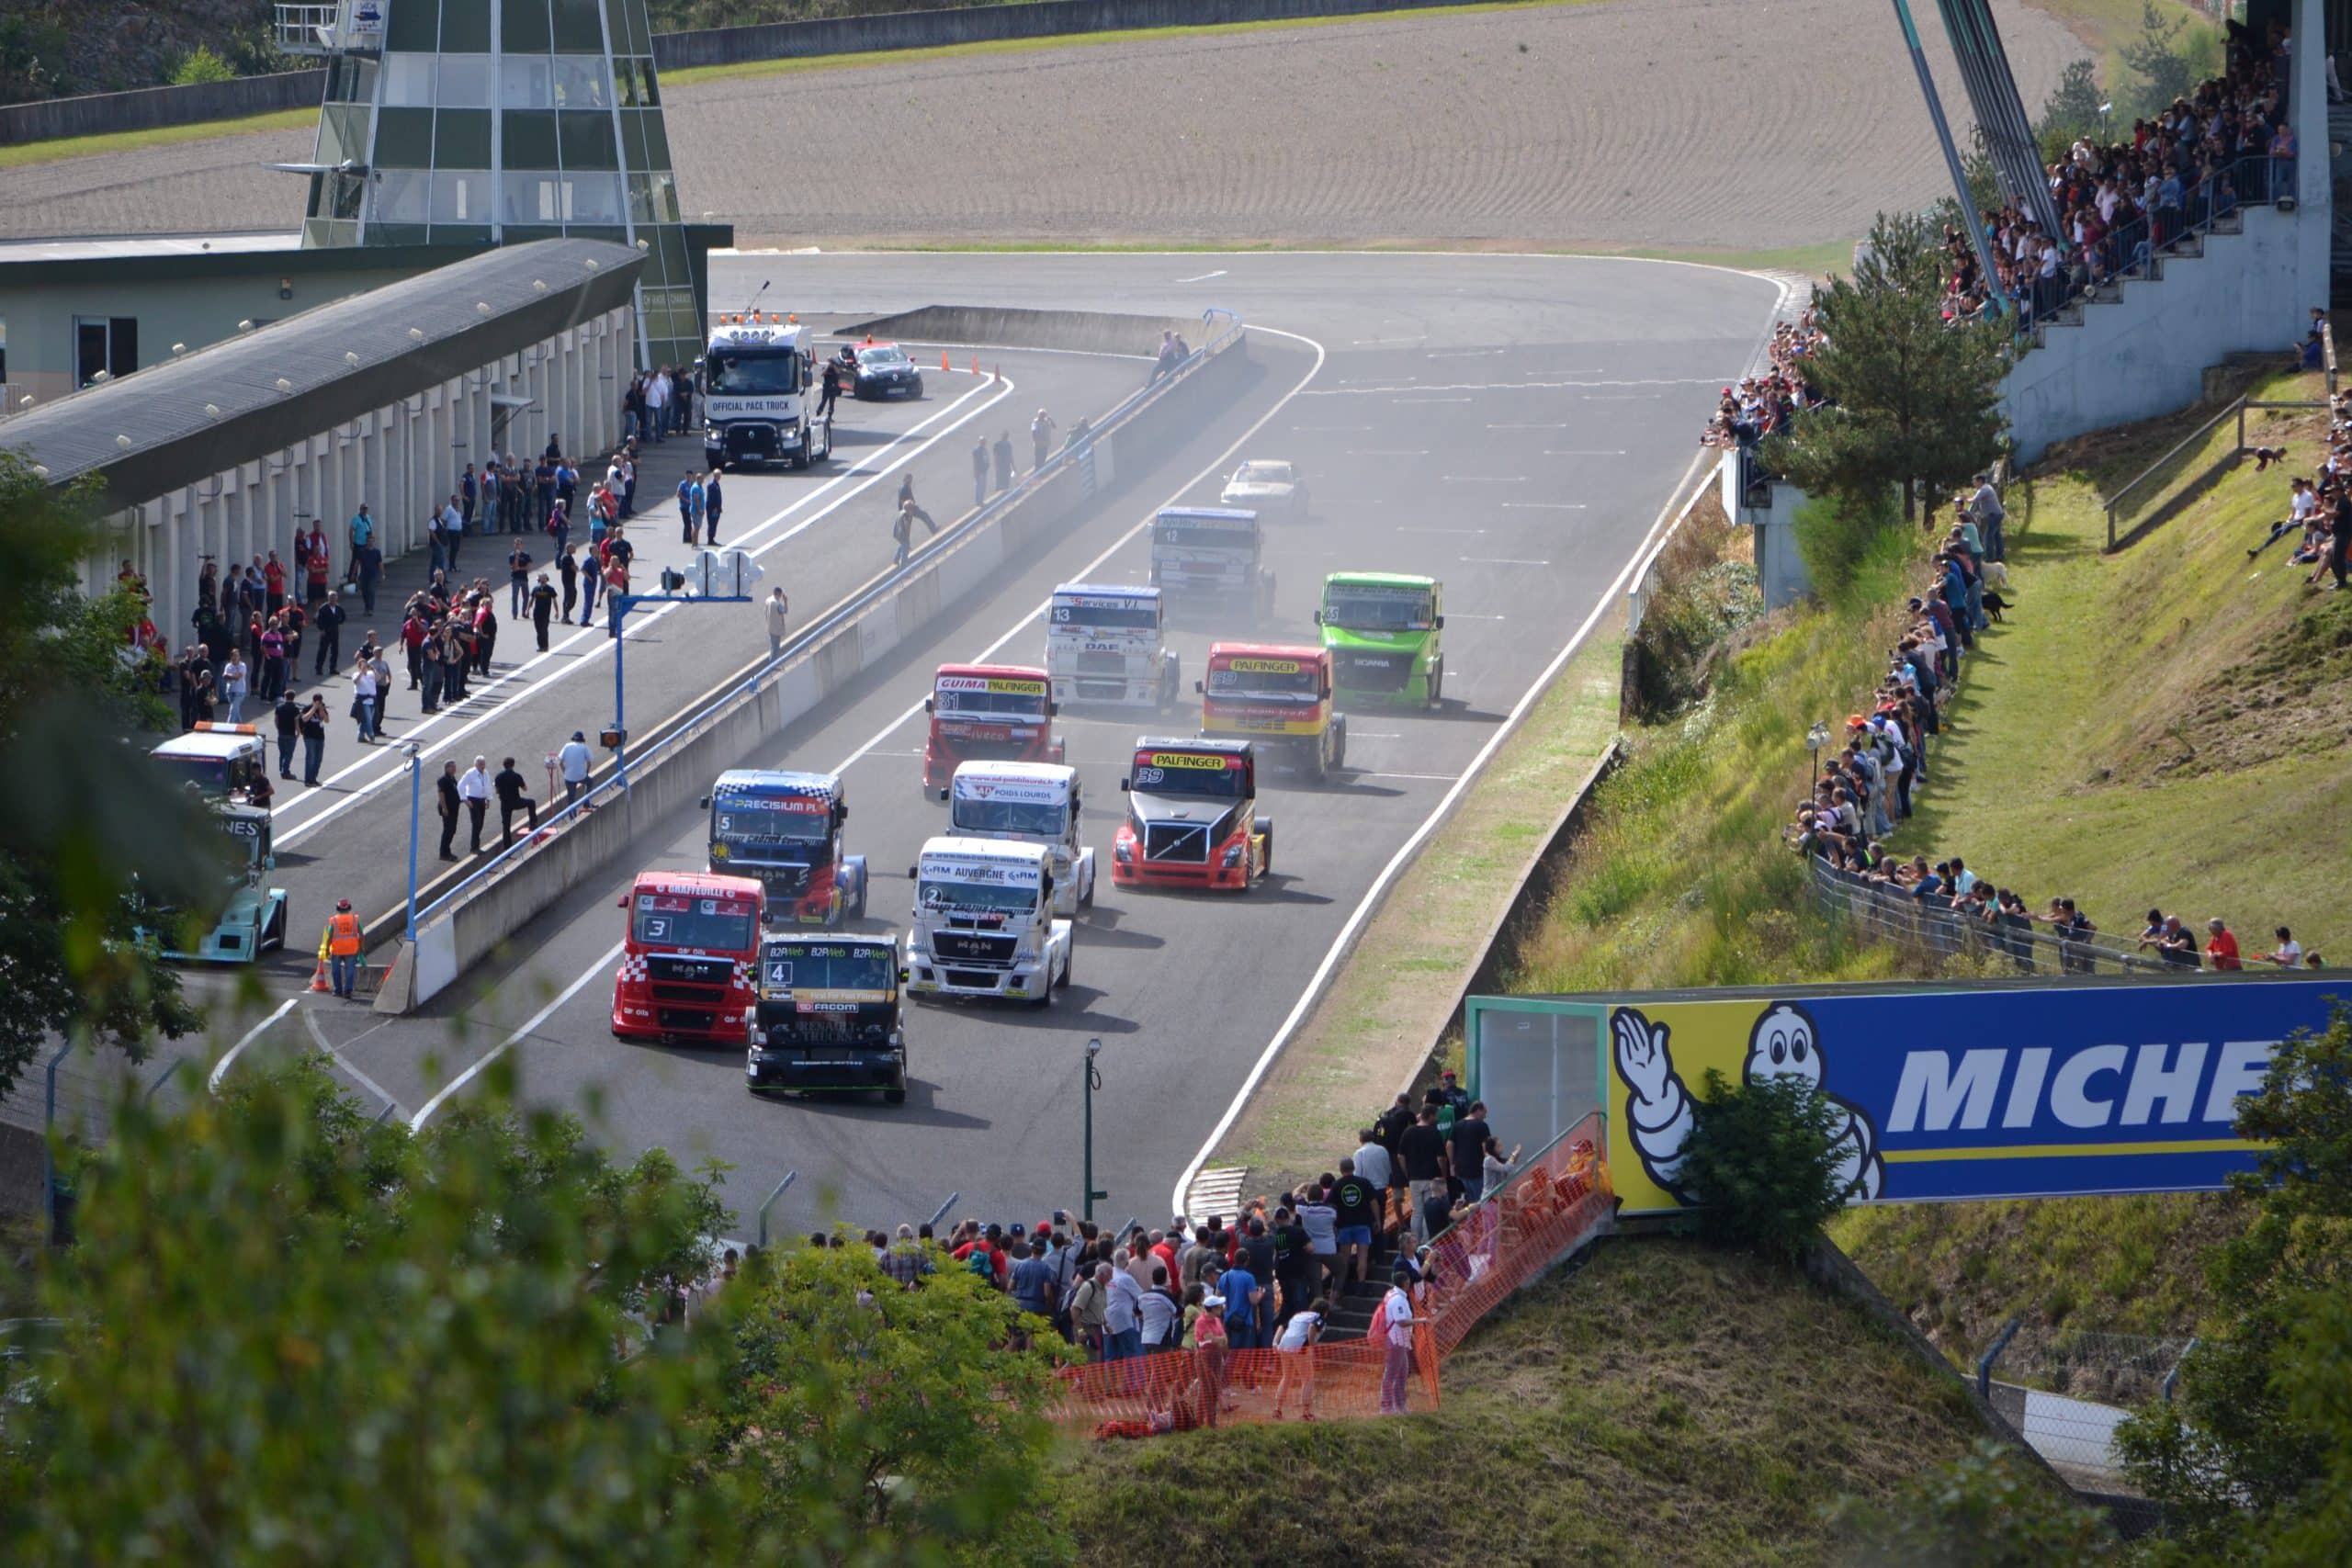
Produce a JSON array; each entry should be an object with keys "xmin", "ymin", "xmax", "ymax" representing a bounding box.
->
[
  {"xmin": 262, "ymin": 550, "xmax": 288, "ymax": 615},
  {"xmin": 304, "ymin": 535, "xmax": 332, "ymax": 605},
  {"xmin": 2205, "ymin": 919, "xmax": 2243, "ymax": 971}
]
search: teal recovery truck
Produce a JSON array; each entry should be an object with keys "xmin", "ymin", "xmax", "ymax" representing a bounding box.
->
[
  {"xmin": 1316, "ymin": 571, "xmax": 1444, "ymax": 705},
  {"xmin": 144, "ymin": 802, "xmax": 291, "ymax": 963}
]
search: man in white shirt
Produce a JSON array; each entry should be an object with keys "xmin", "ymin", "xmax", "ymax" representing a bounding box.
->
[
  {"xmin": 1102, "ymin": 1253, "xmax": 1144, "ymax": 1364},
  {"xmin": 1351, "ymin": 1128, "xmax": 1393, "ymax": 1192},
  {"xmin": 644, "ymin": 370, "xmax": 671, "ymax": 444},
  {"xmin": 1379, "ymin": 1268, "xmax": 1417, "ymax": 1415},
  {"xmin": 557, "ymin": 729, "xmax": 594, "ymax": 806},
  {"xmin": 458, "ymin": 754, "xmax": 492, "ymax": 853}
]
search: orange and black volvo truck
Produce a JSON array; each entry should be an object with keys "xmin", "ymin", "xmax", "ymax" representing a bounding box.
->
[{"xmin": 1113, "ymin": 737, "xmax": 1272, "ymax": 891}]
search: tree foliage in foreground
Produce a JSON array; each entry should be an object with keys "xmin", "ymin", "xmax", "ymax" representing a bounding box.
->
[
  {"xmin": 2116, "ymin": 1005, "xmax": 2352, "ymax": 1560},
  {"xmin": 1763, "ymin": 209, "xmax": 2007, "ymax": 524},
  {"xmin": 0, "ymin": 450, "xmax": 216, "ymax": 1099},
  {"xmin": 1829, "ymin": 1438, "xmax": 2116, "ymax": 1567},
  {"xmin": 0, "ymin": 1055, "xmax": 1070, "ymax": 1564},
  {"xmin": 1679, "ymin": 1068, "xmax": 1854, "ymax": 1268}
]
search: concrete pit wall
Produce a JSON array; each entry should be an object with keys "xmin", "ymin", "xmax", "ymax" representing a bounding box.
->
[{"xmin": 390, "ymin": 325, "xmax": 1248, "ymax": 1010}]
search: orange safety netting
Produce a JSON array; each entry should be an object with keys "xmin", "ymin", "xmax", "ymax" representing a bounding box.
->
[{"xmin": 1061, "ymin": 1112, "xmax": 1612, "ymax": 1438}]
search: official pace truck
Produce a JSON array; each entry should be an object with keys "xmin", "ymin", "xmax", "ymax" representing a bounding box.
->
[
  {"xmin": 1113, "ymin": 737, "xmax": 1272, "ymax": 891},
  {"xmin": 611, "ymin": 871, "xmax": 765, "ymax": 1043},
  {"xmin": 702, "ymin": 769, "xmax": 869, "ymax": 926},
  {"xmin": 1044, "ymin": 582, "xmax": 1181, "ymax": 707},
  {"xmin": 904, "ymin": 837, "xmax": 1074, "ymax": 1005},
  {"xmin": 701, "ymin": 313, "xmax": 833, "ymax": 470},
  {"xmin": 945, "ymin": 760, "xmax": 1096, "ymax": 915},
  {"xmin": 746, "ymin": 932, "xmax": 909, "ymax": 1102},
  {"xmin": 922, "ymin": 662, "xmax": 1063, "ymax": 794}
]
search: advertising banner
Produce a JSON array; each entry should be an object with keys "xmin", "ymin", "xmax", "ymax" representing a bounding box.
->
[{"xmin": 1468, "ymin": 978, "xmax": 2344, "ymax": 1213}]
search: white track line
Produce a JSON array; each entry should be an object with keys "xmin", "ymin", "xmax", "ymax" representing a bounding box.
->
[
  {"xmin": 1169, "ymin": 443, "xmax": 1714, "ymax": 1219},
  {"xmin": 410, "ymin": 326, "xmax": 1330, "ymax": 1131},
  {"xmin": 274, "ymin": 375, "xmax": 1016, "ymax": 850},
  {"xmin": 207, "ymin": 995, "xmax": 300, "ymax": 1091}
]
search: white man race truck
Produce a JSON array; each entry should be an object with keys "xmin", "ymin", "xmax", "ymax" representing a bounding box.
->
[{"xmin": 903, "ymin": 837, "xmax": 1074, "ymax": 1006}]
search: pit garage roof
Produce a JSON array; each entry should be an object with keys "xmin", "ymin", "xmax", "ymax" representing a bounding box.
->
[{"xmin": 0, "ymin": 237, "xmax": 643, "ymax": 513}]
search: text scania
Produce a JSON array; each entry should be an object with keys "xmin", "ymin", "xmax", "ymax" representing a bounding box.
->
[{"xmin": 1888, "ymin": 1039, "xmax": 2275, "ymax": 1135}]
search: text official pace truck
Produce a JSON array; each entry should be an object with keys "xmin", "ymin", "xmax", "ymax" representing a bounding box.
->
[
  {"xmin": 1318, "ymin": 571, "xmax": 1445, "ymax": 705},
  {"xmin": 1114, "ymin": 737, "xmax": 1272, "ymax": 891}
]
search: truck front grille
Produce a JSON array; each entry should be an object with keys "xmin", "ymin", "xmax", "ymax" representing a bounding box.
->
[{"xmin": 1144, "ymin": 821, "xmax": 1210, "ymax": 863}]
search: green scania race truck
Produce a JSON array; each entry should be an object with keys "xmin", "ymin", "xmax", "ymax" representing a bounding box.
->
[{"xmin": 1315, "ymin": 571, "xmax": 1444, "ymax": 705}]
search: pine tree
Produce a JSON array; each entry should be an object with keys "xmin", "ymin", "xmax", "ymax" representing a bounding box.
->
[{"xmin": 1765, "ymin": 210, "xmax": 2008, "ymax": 525}]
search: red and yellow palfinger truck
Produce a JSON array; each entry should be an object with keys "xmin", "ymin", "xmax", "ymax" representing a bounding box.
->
[
  {"xmin": 611, "ymin": 871, "xmax": 767, "ymax": 1043},
  {"xmin": 922, "ymin": 662, "xmax": 1063, "ymax": 795},
  {"xmin": 1198, "ymin": 642, "xmax": 1347, "ymax": 781},
  {"xmin": 1113, "ymin": 737, "xmax": 1272, "ymax": 891}
]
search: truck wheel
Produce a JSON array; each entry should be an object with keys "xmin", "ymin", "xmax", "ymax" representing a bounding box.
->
[
  {"xmin": 852, "ymin": 871, "xmax": 868, "ymax": 922},
  {"xmin": 1080, "ymin": 866, "xmax": 1095, "ymax": 910},
  {"xmin": 1308, "ymin": 737, "xmax": 1329, "ymax": 784},
  {"xmin": 1058, "ymin": 945, "xmax": 1073, "ymax": 992},
  {"xmin": 1427, "ymin": 658, "xmax": 1444, "ymax": 708},
  {"xmin": 1331, "ymin": 714, "xmax": 1347, "ymax": 773},
  {"xmin": 1260, "ymin": 818, "xmax": 1275, "ymax": 879},
  {"xmin": 884, "ymin": 1071, "xmax": 908, "ymax": 1106}
]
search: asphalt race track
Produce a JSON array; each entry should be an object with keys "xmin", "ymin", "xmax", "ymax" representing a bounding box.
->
[{"xmin": 275, "ymin": 253, "xmax": 1781, "ymax": 1235}]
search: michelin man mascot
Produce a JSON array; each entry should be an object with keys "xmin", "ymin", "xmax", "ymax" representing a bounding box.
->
[{"xmin": 1611, "ymin": 999, "xmax": 1884, "ymax": 1203}]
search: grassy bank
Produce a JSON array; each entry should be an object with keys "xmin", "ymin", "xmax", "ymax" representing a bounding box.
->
[{"xmin": 1059, "ymin": 1238, "xmax": 1983, "ymax": 1567}]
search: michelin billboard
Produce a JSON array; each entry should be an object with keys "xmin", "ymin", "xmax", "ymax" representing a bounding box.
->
[{"xmin": 1465, "ymin": 978, "xmax": 2342, "ymax": 1214}]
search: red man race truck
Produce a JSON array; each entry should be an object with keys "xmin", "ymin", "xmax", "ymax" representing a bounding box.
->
[
  {"xmin": 1113, "ymin": 737, "xmax": 1272, "ymax": 891},
  {"xmin": 611, "ymin": 871, "xmax": 766, "ymax": 1043},
  {"xmin": 922, "ymin": 663, "xmax": 1063, "ymax": 795},
  {"xmin": 1199, "ymin": 642, "xmax": 1348, "ymax": 781}
]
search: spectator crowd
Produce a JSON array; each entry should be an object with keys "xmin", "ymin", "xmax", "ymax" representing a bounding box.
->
[
  {"xmin": 1940, "ymin": 20, "xmax": 2298, "ymax": 330},
  {"xmin": 1701, "ymin": 313, "xmax": 1827, "ymax": 452},
  {"xmin": 1788, "ymin": 467, "xmax": 2324, "ymax": 974}
]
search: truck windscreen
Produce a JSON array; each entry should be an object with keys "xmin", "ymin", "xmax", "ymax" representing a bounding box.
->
[
  {"xmin": 1156, "ymin": 524, "xmax": 1256, "ymax": 553},
  {"xmin": 917, "ymin": 877, "xmax": 1037, "ymax": 914},
  {"xmin": 632, "ymin": 894, "xmax": 757, "ymax": 952},
  {"xmin": 707, "ymin": 350, "xmax": 802, "ymax": 396},
  {"xmin": 763, "ymin": 946, "xmax": 894, "ymax": 991},
  {"xmin": 953, "ymin": 797, "xmax": 1067, "ymax": 837},
  {"xmin": 713, "ymin": 803, "xmax": 831, "ymax": 842},
  {"xmin": 937, "ymin": 687, "xmax": 1047, "ymax": 717},
  {"xmin": 1325, "ymin": 590, "xmax": 1433, "ymax": 631},
  {"xmin": 1052, "ymin": 602, "xmax": 1158, "ymax": 631},
  {"xmin": 1129, "ymin": 752, "xmax": 1248, "ymax": 796},
  {"xmin": 1209, "ymin": 662, "xmax": 1318, "ymax": 697}
]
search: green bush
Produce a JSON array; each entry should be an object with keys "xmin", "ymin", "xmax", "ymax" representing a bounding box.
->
[
  {"xmin": 1793, "ymin": 489, "xmax": 1903, "ymax": 604},
  {"xmin": 1829, "ymin": 1439, "xmax": 2117, "ymax": 1566},
  {"xmin": 1679, "ymin": 1068, "xmax": 1854, "ymax": 1267},
  {"xmin": 167, "ymin": 45, "xmax": 237, "ymax": 87}
]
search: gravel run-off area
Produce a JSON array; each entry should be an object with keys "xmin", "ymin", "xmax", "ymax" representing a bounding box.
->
[{"xmin": 0, "ymin": 0, "xmax": 2084, "ymax": 251}]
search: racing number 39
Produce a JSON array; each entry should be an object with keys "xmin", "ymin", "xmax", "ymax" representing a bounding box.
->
[{"xmin": 1131, "ymin": 766, "xmax": 1166, "ymax": 788}]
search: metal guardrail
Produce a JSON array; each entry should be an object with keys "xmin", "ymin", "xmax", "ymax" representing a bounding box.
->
[
  {"xmin": 411, "ymin": 308, "xmax": 1245, "ymax": 931},
  {"xmin": 2099, "ymin": 394, "xmax": 2328, "ymax": 550},
  {"xmin": 1809, "ymin": 860, "xmax": 2175, "ymax": 976}
]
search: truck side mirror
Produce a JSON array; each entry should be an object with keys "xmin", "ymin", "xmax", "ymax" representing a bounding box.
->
[
  {"xmin": 1312, "ymin": 610, "xmax": 1322, "ymax": 626},
  {"xmin": 1193, "ymin": 680, "xmax": 1204, "ymax": 694},
  {"xmin": 835, "ymin": 803, "xmax": 848, "ymax": 822},
  {"xmin": 616, "ymin": 896, "xmax": 628, "ymax": 908},
  {"xmin": 698, "ymin": 795, "xmax": 711, "ymax": 809},
  {"xmin": 1435, "ymin": 615, "xmax": 1445, "ymax": 628},
  {"xmin": 1049, "ymin": 701, "xmax": 1059, "ymax": 716},
  {"xmin": 1119, "ymin": 778, "xmax": 1130, "ymax": 792},
  {"xmin": 906, "ymin": 865, "xmax": 917, "ymax": 880},
  {"xmin": 899, "ymin": 966, "xmax": 911, "ymax": 984},
  {"xmin": 923, "ymin": 696, "xmax": 934, "ymax": 714}
]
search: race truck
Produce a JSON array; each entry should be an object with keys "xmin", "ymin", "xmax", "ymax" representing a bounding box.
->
[
  {"xmin": 1044, "ymin": 582, "xmax": 1181, "ymax": 707},
  {"xmin": 745, "ymin": 932, "xmax": 909, "ymax": 1103},
  {"xmin": 1317, "ymin": 571, "xmax": 1445, "ymax": 705},
  {"xmin": 701, "ymin": 770, "xmax": 869, "ymax": 926},
  {"xmin": 905, "ymin": 838, "xmax": 1074, "ymax": 1006},
  {"xmin": 1148, "ymin": 506, "xmax": 1275, "ymax": 620},
  {"xmin": 843, "ymin": 339, "xmax": 925, "ymax": 400},
  {"xmin": 151, "ymin": 722, "xmax": 272, "ymax": 806},
  {"xmin": 138, "ymin": 802, "xmax": 289, "ymax": 963},
  {"xmin": 947, "ymin": 761, "xmax": 1095, "ymax": 915},
  {"xmin": 701, "ymin": 314, "xmax": 833, "ymax": 470},
  {"xmin": 1113, "ymin": 737, "xmax": 1272, "ymax": 892},
  {"xmin": 922, "ymin": 663, "xmax": 1063, "ymax": 795},
  {"xmin": 1199, "ymin": 642, "xmax": 1347, "ymax": 781},
  {"xmin": 611, "ymin": 871, "xmax": 765, "ymax": 1043},
  {"xmin": 1218, "ymin": 458, "xmax": 1310, "ymax": 521}
]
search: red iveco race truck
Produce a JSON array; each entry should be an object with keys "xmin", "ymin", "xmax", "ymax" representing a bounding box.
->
[
  {"xmin": 922, "ymin": 662, "xmax": 1064, "ymax": 795},
  {"xmin": 611, "ymin": 870, "xmax": 766, "ymax": 1043}
]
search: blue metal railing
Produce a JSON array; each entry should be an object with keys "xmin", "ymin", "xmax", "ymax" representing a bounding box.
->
[{"xmin": 411, "ymin": 310, "xmax": 1245, "ymax": 931}]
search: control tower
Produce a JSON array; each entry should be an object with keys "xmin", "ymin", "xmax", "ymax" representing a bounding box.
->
[{"xmin": 273, "ymin": 0, "xmax": 705, "ymax": 372}]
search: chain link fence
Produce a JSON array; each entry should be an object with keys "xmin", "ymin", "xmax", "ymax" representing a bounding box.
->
[
  {"xmin": 1809, "ymin": 860, "xmax": 2175, "ymax": 976},
  {"xmin": 1976, "ymin": 1320, "xmax": 2195, "ymax": 1533}
]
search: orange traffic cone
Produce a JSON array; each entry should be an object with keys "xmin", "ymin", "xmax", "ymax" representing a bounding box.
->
[
  {"xmin": 940, "ymin": 348, "xmax": 950, "ymax": 372},
  {"xmin": 310, "ymin": 958, "xmax": 330, "ymax": 992},
  {"xmin": 969, "ymin": 356, "xmax": 979, "ymax": 377}
]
